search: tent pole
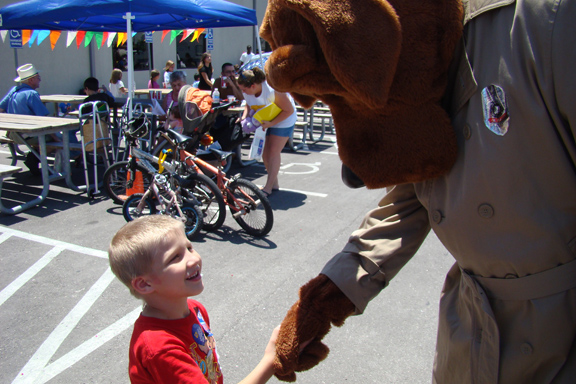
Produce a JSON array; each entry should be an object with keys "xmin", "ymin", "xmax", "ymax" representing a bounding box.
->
[
  {"xmin": 125, "ymin": 12, "xmax": 135, "ymax": 119},
  {"xmin": 255, "ymin": 25, "xmax": 264, "ymax": 70}
]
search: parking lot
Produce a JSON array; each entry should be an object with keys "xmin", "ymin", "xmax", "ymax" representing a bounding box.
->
[{"xmin": 0, "ymin": 132, "xmax": 454, "ymax": 384}]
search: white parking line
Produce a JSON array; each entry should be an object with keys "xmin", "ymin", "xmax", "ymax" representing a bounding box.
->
[
  {"xmin": 0, "ymin": 227, "xmax": 138, "ymax": 384},
  {"xmin": 0, "ymin": 246, "xmax": 64, "ymax": 307}
]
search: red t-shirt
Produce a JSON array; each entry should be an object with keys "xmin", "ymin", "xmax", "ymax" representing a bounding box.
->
[{"xmin": 129, "ymin": 299, "xmax": 223, "ymax": 383}]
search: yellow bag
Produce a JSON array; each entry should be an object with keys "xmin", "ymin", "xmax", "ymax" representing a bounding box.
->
[{"xmin": 253, "ymin": 103, "xmax": 282, "ymax": 124}]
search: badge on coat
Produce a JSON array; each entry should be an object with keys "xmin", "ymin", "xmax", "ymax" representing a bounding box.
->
[{"xmin": 481, "ymin": 84, "xmax": 509, "ymax": 136}]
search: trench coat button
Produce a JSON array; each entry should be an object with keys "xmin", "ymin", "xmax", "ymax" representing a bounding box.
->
[
  {"xmin": 478, "ymin": 204, "xmax": 494, "ymax": 219},
  {"xmin": 432, "ymin": 210, "xmax": 443, "ymax": 224},
  {"xmin": 463, "ymin": 124, "xmax": 472, "ymax": 140},
  {"xmin": 520, "ymin": 343, "xmax": 533, "ymax": 355}
]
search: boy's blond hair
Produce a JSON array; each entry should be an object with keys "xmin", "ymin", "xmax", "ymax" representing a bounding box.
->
[{"xmin": 109, "ymin": 215, "xmax": 184, "ymax": 298}]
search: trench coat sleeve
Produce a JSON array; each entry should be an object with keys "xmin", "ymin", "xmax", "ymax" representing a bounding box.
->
[
  {"xmin": 552, "ymin": 0, "xmax": 576, "ymax": 141},
  {"xmin": 321, "ymin": 183, "xmax": 431, "ymax": 313}
]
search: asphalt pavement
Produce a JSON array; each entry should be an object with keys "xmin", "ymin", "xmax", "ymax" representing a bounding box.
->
[{"xmin": 0, "ymin": 131, "xmax": 454, "ymax": 384}]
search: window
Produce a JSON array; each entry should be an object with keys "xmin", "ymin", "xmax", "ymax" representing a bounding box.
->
[
  {"xmin": 112, "ymin": 32, "xmax": 152, "ymax": 71},
  {"xmin": 176, "ymin": 35, "xmax": 206, "ymax": 70}
]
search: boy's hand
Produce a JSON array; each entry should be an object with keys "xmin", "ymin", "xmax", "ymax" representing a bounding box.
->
[{"xmin": 273, "ymin": 274, "xmax": 355, "ymax": 382}]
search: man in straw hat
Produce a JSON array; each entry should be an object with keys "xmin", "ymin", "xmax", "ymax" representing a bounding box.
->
[{"xmin": 0, "ymin": 64, "xmax": 59, "ymax": 175}]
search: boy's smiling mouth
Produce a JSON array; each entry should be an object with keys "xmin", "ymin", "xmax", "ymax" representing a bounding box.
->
[{"xmin": 186, "ymin": 269, "xmax": 201, "ymax": 280}]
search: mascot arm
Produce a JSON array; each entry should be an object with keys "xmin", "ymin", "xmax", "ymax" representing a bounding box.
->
[{"xmin": 274, "ymin": 184, "xmax": 431, "ymax": 382}]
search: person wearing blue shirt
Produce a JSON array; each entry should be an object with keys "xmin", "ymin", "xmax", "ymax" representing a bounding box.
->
[{"xmin": 0, "ymin": 64, "xmax": 57, "ymax": 175}]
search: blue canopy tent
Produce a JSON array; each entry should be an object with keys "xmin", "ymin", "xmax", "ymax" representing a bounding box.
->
[{"xmin": 0, "ymin": 0, "xmax": 260, "ymax": 107}]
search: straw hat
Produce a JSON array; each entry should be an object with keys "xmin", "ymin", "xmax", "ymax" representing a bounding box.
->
[{"xmin": 14, "ymin": 64, "xmax": 39, "ymax": 82}]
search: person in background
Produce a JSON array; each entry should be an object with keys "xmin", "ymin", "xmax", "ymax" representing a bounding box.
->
[
  {"xmin": 237, "ymin": 67, "xmax": 297, "ymax": 197},
  {"xmin": 108, "ymin": 215, "xmax": 283, "ymax": 384},
  {"xmin": 197, "ymin": 53, "xmax": 213, "ymax": 91},
  {"xmin": 108, "ymin": 68, "xmax": 127, "ymax": 98},
  {"xmin": 212, "ymin": 62, "xmax": 244, "ymax": 101},
  {"xmin": 163, "ymin": 60, "xmax": 175, "ymax": 86},
  {"xmin": 239, "ymin": 45, "xmax": 255, "ymax": 67},
  {"xmin": 192, "ymin": 73, "xmax": 201, "ymax": 88},
  {"xmin": 148, "ymin": 69, "xmax": 160, "ymax": 89},
  {"xmin": 0, "ymin": 63, "xmax": 58, "ymax": 174},
  {"xmin": 161, "ymin": 70, "xmax": 187, "ymax": 116}
]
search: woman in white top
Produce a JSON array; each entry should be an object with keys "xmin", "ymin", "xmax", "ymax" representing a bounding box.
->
[
  {"xmin": 108, "ymin": 68, "xmax": 127, "ymax": 98},
  {"xmin": 238, "ymin": 67, "xmax": 297, "ymax": 197}
]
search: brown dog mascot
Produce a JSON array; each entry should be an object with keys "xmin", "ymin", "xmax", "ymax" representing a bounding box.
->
[
  {"xmin": 261, "ymin": 0, "xmax": 576, "ymax": 382},
  {"xmin": 259, "ymin": 0, "xmax": 463, "ymax": 381}
]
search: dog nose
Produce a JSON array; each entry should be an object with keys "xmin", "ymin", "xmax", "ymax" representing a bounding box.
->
[{"xmin": 341, "ymin": 164, "xmax": 365, "ymax": 189}]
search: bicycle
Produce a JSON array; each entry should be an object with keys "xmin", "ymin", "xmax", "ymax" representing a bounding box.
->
[
  {"xmin": 103, "ymin": 115, "xmax": 226, "ymax": 233},
  {"xmin": 121, "ymin": 146, "xmax": 204, "ymax": 239},
  {"xmin": 159, "ymin": 128, "xmax": 274, "ymax": 237}
]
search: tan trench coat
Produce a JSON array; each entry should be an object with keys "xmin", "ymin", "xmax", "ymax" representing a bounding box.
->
[{"xmin": 322, "ymin": 0, "xmax": 576, "ymax": 382}]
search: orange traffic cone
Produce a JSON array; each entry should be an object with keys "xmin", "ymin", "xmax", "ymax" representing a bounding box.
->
[{"xmin": 126, "ymin": 169, "xmax": 145, "ymax": 196}]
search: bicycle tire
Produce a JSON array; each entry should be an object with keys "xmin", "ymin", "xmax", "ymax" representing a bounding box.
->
[
  {"xmin": 180, "ymin": 203, "xmax": 204, "ymax": 239},
  {"xmin": 103, "ymin": 161, "xmax": 153, "ymax": 205},
  {"xmin": 122, "ymin": 193, "xmax": 157, "ymax": 222},
  {"xmin": 180, "ymin": 173, "xmax": 226, "ymax": 231},
  {"xmin": 227, "ymin": 178, "xmax": 274, "ymax": 237}
]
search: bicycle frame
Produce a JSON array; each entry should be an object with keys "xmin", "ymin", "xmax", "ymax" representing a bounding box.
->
[
  {"xmin": 134, "ymin": 172, "xmax": 188, "ymax": 221},
  {"xmin": 159, "ymin": 132, "xmax": 261, "ymax": 217}
]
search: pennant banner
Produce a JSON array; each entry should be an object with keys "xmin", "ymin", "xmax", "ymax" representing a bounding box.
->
[
  {"xmin": 50, "ymin": 31, "xmax": 61, "ymax": 50},
  {"xmin": 2, "ymin": 28, "xmax": 206, "ymax": 48},
  {"xmin": 76, "ymin": 30, "xmax": 86, "ymax": 49},
  {"xmin": 66, "ymin": 31, "xmax": 77, "ymax": 47},
  {"xmin": 106, "ymin": 32, "xmax": 116, "ymax": 47},
  {"xmin": 22, "ymin": 29, "xmax": 31, "ymax": 46},
  {"xmin": 37, "ymin": 30, "xmax": 50, "ymax": 46}
]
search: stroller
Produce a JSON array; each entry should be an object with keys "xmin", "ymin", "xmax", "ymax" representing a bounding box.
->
[{"xmin": 153, "ymin": 85, "xmax": 248, "ymax": 172}]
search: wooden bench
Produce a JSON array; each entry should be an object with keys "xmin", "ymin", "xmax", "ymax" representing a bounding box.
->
[{"xmin": 0, "ymin": 136, "xmax": 20, "ymax": 166}]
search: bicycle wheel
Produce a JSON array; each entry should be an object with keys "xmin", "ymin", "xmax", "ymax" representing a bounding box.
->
[
  {"xmin": 180, "ymin": 203, "xmax": 204, "ymax": 239},
  {"xmin": 227, "ymin": 178, "xmax": 274, "ymax": 237},
  {"xmin": 180, "ymin": 173, "xmax": 226, "ymax": 231},
  {"xmin": 122, "ymin": 193, "xmax": 157, "ymax": 222},
  {"xmin": 103, "ymin": 161, "xmax": 153, "ymax": 205}
]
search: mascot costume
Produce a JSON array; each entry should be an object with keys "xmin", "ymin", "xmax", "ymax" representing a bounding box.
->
[{"xmin": 260, "ymin": 0, "xmax": 576, "ymax": 382}]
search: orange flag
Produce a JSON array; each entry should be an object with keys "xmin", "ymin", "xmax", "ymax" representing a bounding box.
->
[
  {"xmin": 22, "ymin": 29, "xmax": 31, "ymax": 46},
  {"xmin": 50, "ymin": 31, "xmax": 61, "ymax": 50}
]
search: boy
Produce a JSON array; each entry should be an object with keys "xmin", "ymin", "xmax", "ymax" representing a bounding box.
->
[{"xmin": 109, "ymin": 215, "xmax": 278, "ymax": 383}]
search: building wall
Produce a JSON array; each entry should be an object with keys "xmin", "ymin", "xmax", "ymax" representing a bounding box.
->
[{"xmin": 0, "ymin": 0, "xmax": 268, "ymax": 113}]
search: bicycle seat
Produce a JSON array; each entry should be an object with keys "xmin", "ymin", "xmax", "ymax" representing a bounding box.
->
[
  {"xmin": 166, "ymin": 128, "xmax": 196, "ymax": 147},
  {"xmin": 208, "ymin": 148, "xmax": 235, "ymax": 162}
]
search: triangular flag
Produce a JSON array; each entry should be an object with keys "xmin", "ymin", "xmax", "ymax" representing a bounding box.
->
[
  {"xmin": 161, "ymin": 30, "xmax": 170, "ymax": 42},
  {"xmin": 169, "ymin": 30, "xmax": 182, "ymax": 44},
  {"xmin": 106, "ymin": 32, "xmax": 116, "ymax": 47},
  {"xmin": 37, "ymin": 30, "xmax": 50, "ymax": 46},
  {"xmin": 0, "ymin": 30, "xmax": 7, "ymax": 43},
  {"xmin": 49, "ymin": 31, "xmax": 61, "ymax": 50},
  {"xmin": 180, "ymin": 29, "xmax": 193, "ymax": 42},
  {"xmin": 76, "ymin": 31, "xmax": 86, "ymax": 49},
  {"xmin": 94, "ymin": 32, "xmax": 103, "ymax": 49},
  {"xmin": 84, "ymin": 31, "xmax": 94, "ymax": 47},
  {"xmin": 121, "ymin": 33, "xmax": 128, "ymax": 45},
  {"xmin": 66, "ymin": 31, "xmax": 77, "ymax": 47},
  {"xmin": 22, "ymin": 30, "xmax": 32, "ymax": 46},
  {"xmin": 116, "ymin": 32, "xmax": 125, "ymax": 46},
  {"xmin": 190, "ymin": 28, "xmax": 204, "ymax": 43},
  {"xmin": 28, "ymin": 30, "xmax": 39, "ymax": 46},
  {"xmin": 101, "ymin": 32, "xmax": 109, "ymax": 48}
]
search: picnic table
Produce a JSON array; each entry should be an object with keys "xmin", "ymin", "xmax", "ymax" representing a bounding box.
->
[
  {"xmin": 40, "ymin": 94, "xmax": 87, "ymax": 116},
  {"xmin": 0, "ymin": 113, "xmax": 82, "ymax": 214}
]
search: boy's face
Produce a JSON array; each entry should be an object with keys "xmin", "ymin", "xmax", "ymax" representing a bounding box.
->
[{"xmin": 145, "ymin": 229, "xmax": 204, "ymax": 298}]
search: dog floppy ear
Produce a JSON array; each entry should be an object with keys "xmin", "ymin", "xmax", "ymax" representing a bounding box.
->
[{"xmin": 260, "ymin": 0, "xmax": 402, "ymax": 110}]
